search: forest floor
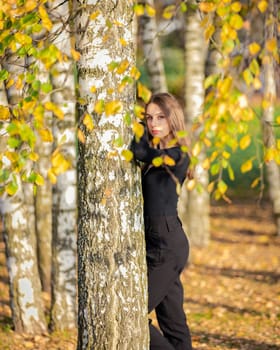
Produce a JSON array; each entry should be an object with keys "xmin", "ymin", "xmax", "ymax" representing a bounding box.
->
[{"xmin": 0, "ymin": 199, "xmax": 279, "ymax": 350}]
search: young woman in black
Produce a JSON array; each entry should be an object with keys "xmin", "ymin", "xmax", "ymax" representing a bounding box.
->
[{"xmin": 131, "ymin": 93, "xmax": 193, "ymax": 350}]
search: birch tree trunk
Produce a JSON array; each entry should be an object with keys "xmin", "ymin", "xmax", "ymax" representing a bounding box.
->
[
  {"xmin": 178, "ymin": 1, "xmax": 210, "ymax": 247},
  {"xmin": 49, "ymin": 0, "xmax": 77, "ymax": 330},
  {"xmin": 34, "ymin": 63, "xmax": 52, "ymax": 294},
  {"xmin": 262, "ymin": 0, "xmax": 280, "ymax": 235},
  {"xmin": 0, "ymin": 57, "xmax": 47, "ymax": 333},
  {"xmin": 73, "ymin": 1, "xmax": 148, "ymax": 349},
  {"xmin": 139, "ymin": 0, "xmax": 168, "ymax": 93}
]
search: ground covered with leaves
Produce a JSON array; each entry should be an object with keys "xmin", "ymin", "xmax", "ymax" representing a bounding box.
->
[{"xmin": 0, "ymin": 199, "xmax": 279, "ymax": 349}]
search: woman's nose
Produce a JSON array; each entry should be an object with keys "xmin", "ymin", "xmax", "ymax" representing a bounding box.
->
[{"xmin": 151, "ymin": 118, "xmax": 158, "ymax": 127}]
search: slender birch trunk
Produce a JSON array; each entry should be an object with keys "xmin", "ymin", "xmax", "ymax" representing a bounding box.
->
[
  {"xmin": 140, "ymin": 0, "xmax": 168, "ymax": 93},
  {"xmin": 73, "ymin": 1, "xmax": 148, "ymax": 348},
  {"xmin": 34, "ymin": 63, "xmax": 52, "ymax": 293},
  {"xmin": 178, "ymin": 0, "xmax": 210, "ymax": 247},
  {"xmin": 49, "ymin": 0, "xmax": 77, "ymax": 330},
  {"xmin": 262, "ymin": 0, "xmax": 280, "ymax": 235},
  {"xmin": 0, "ymin": 57, "xmax": 47, "ymax": 333}
]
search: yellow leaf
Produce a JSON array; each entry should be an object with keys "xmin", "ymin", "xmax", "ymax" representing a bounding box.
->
[
  {"xmin": 266, "ymin": 38, "xmax": 277, "ymax": 53},
  {"xmin": 6, "ymin": 79, "xmax": 14, "ymax": 89},
  {"xmin": 0, "ymin": 105, "xmax": 10, "ymax": 120},
  {"xmin": 14, "ymin": 32, "xmax": 32, "ymax": 45},
  {"xmin": 133, "ymin": 4, "xmax": 145, "ymax": 16},
  {"xmin": 35, "ymin": 173, "xmax": 44, "ymax": 186},
  {"xmin": 264, "ymin": 148, "xmax": 276, "ymax": 162},
  {"xmin": 192, "ymin": 142, "xmax": 201, "ymax": 157},
  {"xmin": 241, "ymin": 159, "xmax": 253, "ymax": 173},
  {"xmin": 251, "ymin": 177, "xmax": 260, "ymax": 188},
  {"xmin": 77, "ymin": 129, "xmax": 85, "ymax": 143},
  {"xmin": 119, "ymin": 38, "xmax": 127, "ymax": 46},
  {"xmin": 90, "ymin": 10, "xmax": 100, "ymax": 20},
  {"xmin": 163, "ymin": 155, "xmax": 175, "ymax": 166},
  {"xmin": 121, "ymin": 149, "xmax": 133, "ymax": 162},
  {"xmin": 152, "ymin": 157, "xmax": 163, "ymax": 167},
  {"xmin": 5, "ymin": 181, "xmax": 18, "ymax": 196},
  {"xmin": 130, "ymin": 66, "xmax": 141, "ymax": 80},
  {"xmin": 249, "ymin": 42, "xmax": 261, "ymax": 55},
  {"xmin": 239, "ymin": 135, "xmax": 251, "ymax": 150},
  {"xmin": 83, "ymin": 113, "xmax": 94, "ymax": 131},
  {"xmin": 276, "ymin": 116, "xmax": 280, "ymax": 124},
  {"xmin": 199, "ymin": 2, "xmax": 216, "ymax": 12},
  {"xmin": 24, "ymin": 0, "xmax": 37, "ymax": 12},
  {"xmin": 217, "ymin": 180, "xmax": 228, "ymax": 195},
  {"xmin": 152, "ymin": 137, "xmax": 160, "ymax": 146},
  {"xmin": 29, "ymin": 152, "xmax": 39, "ymax": 161},
  {"xmin": 94, "ymin": 100, "xmax": 104, "ymax": 114},
  {"xmin": 132, "ymin": 121, "xmax": 144, "ymax": 139},
  {"xmin": 39, "ymin": 128, "xmax": 53, "ymax": 142},
  {"xmin": 51, "ymin": 152, "xmax": 70, "ymax": 174},
  {"xmin": 243, "ymin": 68, "xmax": 253, "ymax": 86},
  {"xmin": 229, "ymin": 14, "xmax": 243, "ymax": 30},
  {"xmin": 116, "ymin": 60, "xmax": 129, "ymax": 74},
  {"xmin": 231, "ymin": 2, "xmax": 242, "ymax": 12},
  {"xmin": 207, "ymin": 181, "xmax": 215, "ymax": 193},
  {"xmin": 45, "ymin": 101, "xmax": 64, "ymax": 119},
  {"xmin": 217, "ymin": 76, "xmax": 232, "ymax": 95},
  {"xmin": 202, "ymin": 158, "xmax": 210, "ymax": 170},
  {"xmin": 258, "ymin": 0, "xmax": 268, "ymax": 13},
  {"xmin": 90, "ymin": 86, "xmax": 97, "ymax": 93},
  {"xmin": 39, "ymin": 5, "xmax": 53, "ymax": 31},
  {"xmin": 47, "ymin": 169, "xmax": 57, "ymax": 184},
  {"xmin": 162, "ymin": 5, "xmax": 176, "ymax": 19},
  {"xmin": 137, "ymin": 82, "xmax": 151, "ymax": 103},
  {"xmin": 145, "ymin": 4, "xmax": 156, "ymax": 17},
  {"xmin": 205, "ymin": 24, "xmax": 215, "ymax": 40},
  {"xmin": 134, "ymin": 104, "xmax": 145, "ymax": 119},
  {"xmin": 71, "ymin": 48, "xmax": 81, "ymax": 61},
  {"xmin": 105, "ymin": 100, "xmax": 123, "ymax": 116}
]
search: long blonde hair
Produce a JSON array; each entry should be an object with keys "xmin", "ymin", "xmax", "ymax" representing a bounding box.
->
[{"xmin": 145, "ymin": 92, "xmax": 189, "ymax": 147}]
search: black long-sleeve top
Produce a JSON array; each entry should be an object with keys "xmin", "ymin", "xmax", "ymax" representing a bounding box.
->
[{"xmin": 131, "ymin": 132, "xmax": 190, "ymax": 217}]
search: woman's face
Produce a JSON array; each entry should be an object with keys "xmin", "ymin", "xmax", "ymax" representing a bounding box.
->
[{"xmin": 145, "ymin": 103, "xmax": 171, "ymax": 140}]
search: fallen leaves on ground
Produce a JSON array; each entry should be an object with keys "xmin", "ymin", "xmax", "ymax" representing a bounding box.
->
[{"xmin": 182, "ymin": 199, "xmax": 280, "ymax": 350}]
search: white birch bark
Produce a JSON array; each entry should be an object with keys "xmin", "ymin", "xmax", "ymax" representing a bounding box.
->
[
  {"xmin": 0, "ymin": 57, "xmax": 47, "ymax": 333},
  {"xmin": 34, "ymin": 62, "xmax": 52, "ymax": 294},
  {"xmin": 140, "ymin": 0, "xmax": 168, "ymax": 93},
  {"xmin": 263, "ymin": 0, "xmax": 280, "ymax": 235},
  {"xmin": 73, "ymin": 1, "xmax": 149, "ymax": 349},
  {"xmin": 178, "ymin": 1, "xmax": 210, "ymax": 247},
  {"xmin": 48, "ymin": 0, "xmax": 77, "ymax": 330}
]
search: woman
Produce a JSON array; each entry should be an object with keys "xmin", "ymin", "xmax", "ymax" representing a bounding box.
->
[{"xmin": 131, "ymin": 93, "xmax": 193, "ymax": 350}]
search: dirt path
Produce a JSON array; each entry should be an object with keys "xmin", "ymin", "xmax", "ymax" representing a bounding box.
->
[
  {"xmin": 182, "ymin": 199, "xmax": 280, "ymax": 350},
  {"xmin": 0, "ymin": 199, "xmax": 279, "ymax": 349}
]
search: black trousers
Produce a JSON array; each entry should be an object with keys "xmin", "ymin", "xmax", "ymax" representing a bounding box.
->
[{"xmin": 144, "ymin": 215, "xmax": 192, "ymax": 350}]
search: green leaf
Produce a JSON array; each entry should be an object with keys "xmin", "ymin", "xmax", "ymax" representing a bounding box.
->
[
  {"xmin": 8, "ymin": 137, "xmax": 21, "ymax": 148},
  {"xmin": 41, "ymin": 82, "xmax": 52, "ymax": 93},
  {"xmin": 0, "ymin": 69, "xmax": 9, "ymax": 81}
]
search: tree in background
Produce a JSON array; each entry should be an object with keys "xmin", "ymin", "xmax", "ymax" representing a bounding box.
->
[
  {"xmin": 262, "ymin": 0, "xmax": 280, "ymax": 234},
  {"xmin": 73, "ymin": 0, "xmax": 148, "ymax": 348},
  {"xmin": 178, "ymin": 0, "xmax": 210, "ymax": 247},
  {"xmin": 139, "ymin": 0, "xmax": 168, "ymax": 93},
  {"xmin": 49, "ymin": 0, "xmax": 77, "ymax": 330},
  {"xmin": 0, "ymin": 53, "xmax": 47, "ymax": 333}
]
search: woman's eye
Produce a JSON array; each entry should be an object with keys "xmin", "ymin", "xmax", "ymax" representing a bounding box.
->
[{"xmin": 159, "ymin": 115, "xmax": 166, "ymax": 119}]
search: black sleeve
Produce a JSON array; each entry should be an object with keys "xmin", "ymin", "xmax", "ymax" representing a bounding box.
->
[{"xmin": 130, "ymin": 129, "xmax": 183, "ymax": 165}]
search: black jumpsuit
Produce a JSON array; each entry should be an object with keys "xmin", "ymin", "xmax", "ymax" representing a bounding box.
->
[{"xmin": 131, "ymin": 133, "xmax": 193, "ymax": 350}]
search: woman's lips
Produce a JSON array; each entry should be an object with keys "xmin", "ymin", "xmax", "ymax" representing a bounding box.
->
[{"xmin": 152, "ymin": 128, "xmax": 161, "ymax": 135}]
